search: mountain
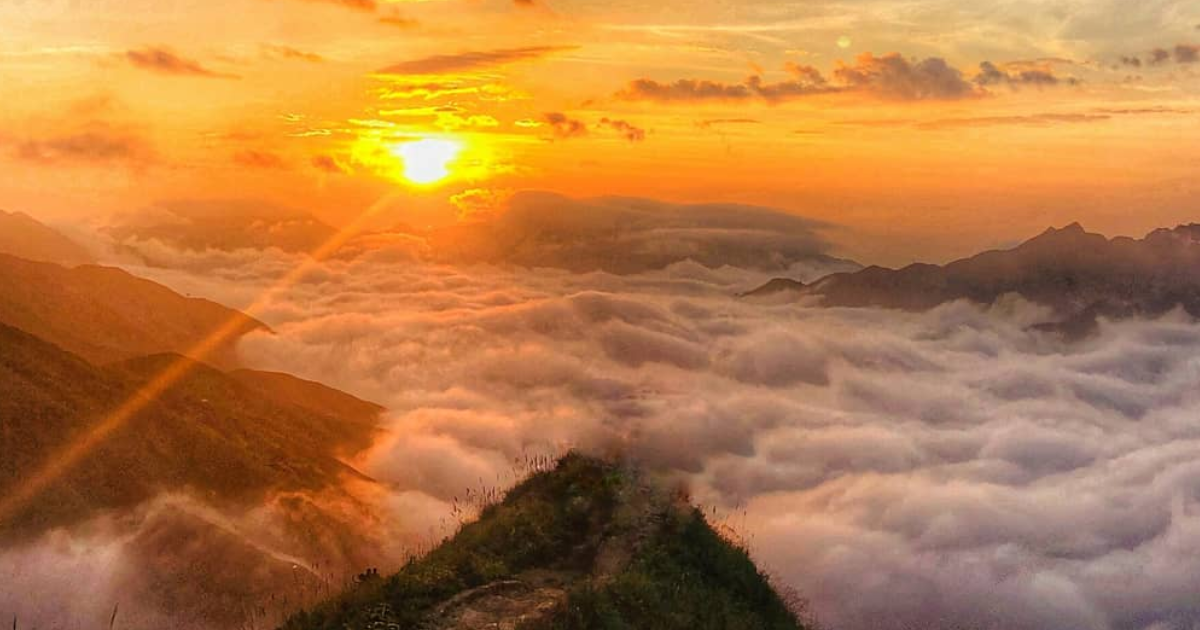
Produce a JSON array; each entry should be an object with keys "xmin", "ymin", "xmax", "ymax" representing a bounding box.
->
[
  {"xmin": 0, "ymin": 253, "xmax": 265, "ymax": 367},
  {"xmin": 106, "ymin": 199, "xmax": 337, "ymax": 254},
  {"xmin": 230, "ymin": 369, "xmax": 386, "ymax": 427},
  {"xmin": 0, "ymin": 209, "xmax": 94, "ymax": 266},
  {"xmin": 282, "ymin": 453, "xmax": 807, "ymax": 630},
  {"xmin": 0, "ymin": 323, "xmax": 380, "ymax": 539},
  {"xmin": 746, "ymin": 223, "xmax": 1200, "ymax": 336},
  {"xmin": 427, "ymin": 192, "xmax": 858, "ymax": 275}
]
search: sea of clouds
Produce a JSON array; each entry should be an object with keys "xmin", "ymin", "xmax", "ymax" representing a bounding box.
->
[
  {"xmin": 108, "ymin": 231, "xmax": 1200, "ymax": 630},
  {"xmin": 7, "ymin": 206, "xmax": 1200, "ymax": 630}
]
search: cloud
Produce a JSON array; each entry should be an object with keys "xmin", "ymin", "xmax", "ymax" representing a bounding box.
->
[
  {"xmin": 125, "ymin": 47, "xmax": 238, "ymax": 79},
  {"xmin": 298, "ymin": 0, "xmax": 376, "ymax": 11},
  {"xmin": 696, "ymin": 118, "xmax": 761, "ymax": 129},
  {"xmin": 1130, "ymin": 43, "xmax": 1200, "ymax": 66},
  {"xmin": 311, "ymin": 154, "xmax": 349, "ymax": 174},
  {"xmin": 975, "ymin": 60, "xmax": 1078, "ymax": 87},
  {"xmin": 619, "ymin": 78, "xmax": 759, "ymax": 102},
  {"xmin": 262, "ymin": 44, "xmax": 324, "ymax": 63},
  {"xmin": 916, "ymin": 112, "xmax": 1111, "ymax": 130},
  {"xmin": 424, "ymin": 191, "xmax": 856, "ymax": 274},
  {"xmin": 833, "ymin": 53, "xmax": 978, "ymax": 100},
  {"xmin": 619, "ymin": 63, "xmax": 832, "ymax": 104},
  {"xmin": 599, "ymin": 117, "xmax": 646, "ymax": 142},
  {"xmin": 1175, "ymin": 43, "xmax": 1200, "ymax": 63},
  {"xmin": 114, "ymin": 230, "xmax": 1200, "ymax": 630},
  {"xmin": 620, "ymin": 53, "xmax": 980, "ymax": 103},
  {"xmin": 378, "ymin": 15, "xmax": 419, "ymax": 28},
  {"xmin": 9, "ymin": 127, "xmax": 151, "ymax": 165},
  {"xmin": 28, "ymin": 206, "xmax": 1200, "ymax": 630},
  {"xmin": 542, "ymin": 112, "xmax": 588, "ymax": 139},
  {"xmin": 375, "ymin": 46, "xmax": 574, "ymax": 76},
  {"xmin": 450, "ymin": 188, "xmax": 513, "ymax": 221},
  {"xmin": 232, "ymin": 150, "xmax": 288, "ymax": 169}
]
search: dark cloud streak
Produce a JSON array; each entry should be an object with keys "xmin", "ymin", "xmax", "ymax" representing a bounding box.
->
[
  {"xmin": 376, "ymin": 46, "xmax": 575, "ymax": 76},
  {"xmin": 125, "ymin": 47, "xmax": 238, "ymax": 79}
]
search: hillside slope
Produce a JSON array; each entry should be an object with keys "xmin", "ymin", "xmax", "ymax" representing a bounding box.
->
[
  {"xmin": 0, "ymin": 210, "xmax": 94, "ymax": 265},
  {"xmin": 282, "ymin": 454, "xmax": 806, "ymax": 630},
  {"xmin": 0, "ymin": 323, "xmax": 380, "ymax": 539},
  {"xmin": 0, "ymin": 253, "xmax": 265, "ymax": 367}
]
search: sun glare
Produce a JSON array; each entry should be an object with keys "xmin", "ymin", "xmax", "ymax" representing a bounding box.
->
[{"xmin": 392, "ymin": 138, "xmax": 462, "ymax": 185}]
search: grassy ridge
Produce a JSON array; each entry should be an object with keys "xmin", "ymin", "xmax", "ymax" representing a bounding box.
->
[{"xmin": 280, "ymin": 454, "xmax": 805, "ymax": 630}]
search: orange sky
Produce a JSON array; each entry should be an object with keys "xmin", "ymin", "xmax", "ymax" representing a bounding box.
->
[{"xmin": 1, "ymin": 0, "xmax": 1198, "ymax": 264}]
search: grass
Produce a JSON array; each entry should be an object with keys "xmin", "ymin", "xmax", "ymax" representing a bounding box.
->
[
  {"xmin": 280, "ymin": 453, "xmax": 622, "ymax": 630},
  {"xmin": 529, "ymin": 505, "xmax": 803, "ymax": 630},
  {"xmin": 279, "ymin": 452, "xmax": 807, "ymax": 630}
]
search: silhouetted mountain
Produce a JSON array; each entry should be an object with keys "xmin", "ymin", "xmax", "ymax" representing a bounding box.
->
[
  {"xmin": 0, "ymin": 209, "xmax": 94, "ymax": 265},
  {"xmin": 106, "ymin": 199, "xmax": 337, "ymax": 254},
  {"xmin": 745, "ymin": 223, "xmax": 1200, "ymax": 336},
  {"xmin": 0, "ymin": 253, "xmax": 264, "ymax": 368},
  {"xmin": 0, "ymin": 323, "xmax": 379, "ymax": 539},
  {"xmin": 427, "ymin": 192, "xmax": 858, "ymax": 275},
  {"xmin": 283, "ymin": 454, "xmax": 807, "ymax": 630}
]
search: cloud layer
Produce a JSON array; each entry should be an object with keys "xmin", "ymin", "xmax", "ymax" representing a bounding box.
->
[
  {"xmin": 102, "ymin": 233, "xmax": 1200, "ymax": 630},
  {"xmin": 9, "ymin": 219, "xmax": 1200, "ymax": 630}
]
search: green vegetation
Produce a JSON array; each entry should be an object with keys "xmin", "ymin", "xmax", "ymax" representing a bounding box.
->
[
  {"xmin": 280, "ymin": 453, "xmax": 806, "ymax": 630},
  {"xmin": 536, "ymin": 506, "xmax": 801, "ymax": 630},
  {"xmin": 282, "ymin": 453, "xmax": 621, "ymax": 629}
]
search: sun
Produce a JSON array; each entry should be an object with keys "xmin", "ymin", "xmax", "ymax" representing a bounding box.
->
[{"xmin": 392, "ymin": 138, "xmax": 462, "ymax": 185}]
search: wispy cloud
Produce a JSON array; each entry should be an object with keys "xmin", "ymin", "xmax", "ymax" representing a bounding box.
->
[
  {"xmin": 975, "ymin": 61, "xmax": 1079, "ymax": 87},
  {"xmin": 125, "ymin": 47, "xmax": 238, "ymax": 79},
  {"xmin": 261, "ymin": 44, "xmax": 324, "ymax": 63},
  {"xmin": 376, "ymin": 46, "xmax": 575, "ymax": 76},
  {"xmin": 298, "ymin": 0, "xmax": 376, "ymax": 11},
  {"xmin": 233, "ymin": 150, "xmax": 288, "ymax": 169},
  {"xmin": 8, "ymin": 128, "xmax": 152, "ymax": 165}
]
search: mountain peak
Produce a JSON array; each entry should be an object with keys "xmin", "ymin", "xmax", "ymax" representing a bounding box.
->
[
  {"xmin": 1035, "ymin": 221, "xmax": 1087, "ymax": 238},
  {"xmin": 283, "ymin": 453, "xmax": 808, "ymax": 630}
]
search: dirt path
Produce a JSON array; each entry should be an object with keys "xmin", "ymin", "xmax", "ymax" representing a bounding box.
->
[{"xmin": 421, "ymin": 570, "xmax": 572, "ymax": 630}]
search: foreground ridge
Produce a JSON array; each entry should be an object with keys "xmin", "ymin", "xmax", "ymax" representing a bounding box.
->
[{"xmin": 281, "ymin": 453, "xmax": 806, "ymax": 630}]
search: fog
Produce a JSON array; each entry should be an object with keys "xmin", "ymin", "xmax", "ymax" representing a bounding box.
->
[{"xmin": 7, "ymin": 224, "xmax": 1200, "ymax": 630}]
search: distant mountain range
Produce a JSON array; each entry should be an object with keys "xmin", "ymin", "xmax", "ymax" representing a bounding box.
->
[{"xmin": 746, "ymin": 223, "xmax": 1200, "ymax": 337}]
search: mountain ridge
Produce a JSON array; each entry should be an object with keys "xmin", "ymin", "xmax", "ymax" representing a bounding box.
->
[
  {"xmin": 282, "ymin": 453, "xmax": 807, "ymax": 630},
  {"xmin": 744, "ymin": 222, "xmax": 1200, "ymax": 336},
  {"xmin": 0, "ymin": 323, "xmax": 380, "ymax": 540},
  {"xmin": 0, "ymin": 253, "xmax": 266, "ymax": 368},
  {"xmin": 0, "ymin": 209, "xmax": 95, "ymax": 266}
]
